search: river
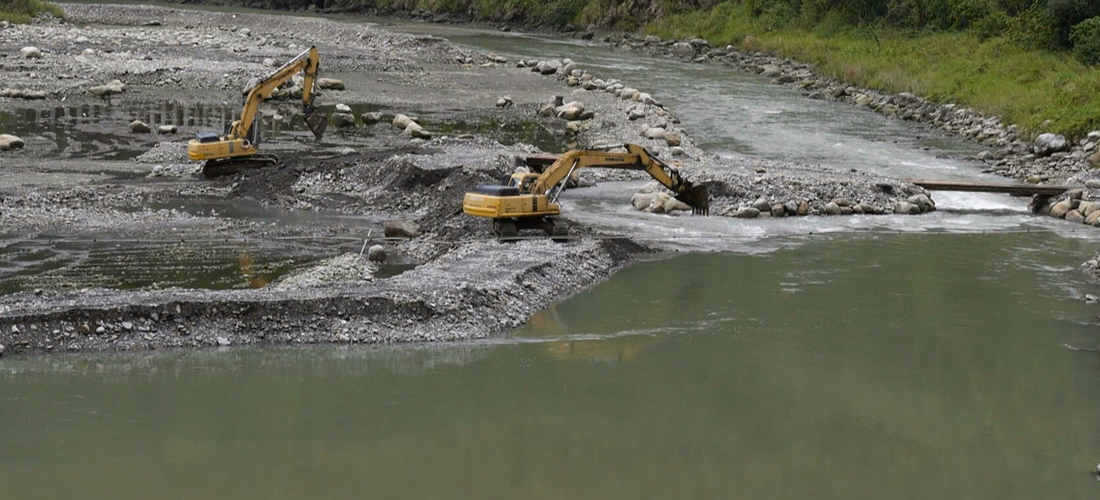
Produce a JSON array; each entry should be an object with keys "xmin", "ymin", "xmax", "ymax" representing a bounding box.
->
[{"xmin": 3, "ymin": 8, "xmax": 1100, "ymax": 498}]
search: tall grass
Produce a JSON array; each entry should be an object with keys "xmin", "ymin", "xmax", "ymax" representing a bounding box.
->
[
  {"xmin": 648, "ymin": 2, "xmax": 1100, "ymax": 138},
  {"xmin": 0, "ymin": 0, "xmax": 64, "ymax": 23}
]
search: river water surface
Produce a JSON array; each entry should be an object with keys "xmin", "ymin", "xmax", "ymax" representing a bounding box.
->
[{"xmin": 4, "ymin": 9, "xmax": 1100, "ymax": 498}]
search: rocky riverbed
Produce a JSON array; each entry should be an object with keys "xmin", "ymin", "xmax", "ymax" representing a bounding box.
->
[
  {"xmin": 604, "ymin": 34, "xmax": 1100, "ymax": 187},
  {"xmin": 0, "ymin": 3, "xmax": 1047, "ymax": 357}
]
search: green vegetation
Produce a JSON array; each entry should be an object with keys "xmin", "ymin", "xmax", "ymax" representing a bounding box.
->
[
  {"xmin": 0, "ymin": 0, "xmax": 64, "ymax": 23},
  {"xmin": 647, "ymin": 1, "xmax": 1100, "ymax": 137}
]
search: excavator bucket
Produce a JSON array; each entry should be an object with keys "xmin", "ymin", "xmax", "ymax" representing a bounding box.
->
[
  {"xmin": 304, "ymin": 107, "xmax": 327, "ymax": 140},
  {"xmin": 676, "ymin": 184, "xmax": 710, "ymax": 216}
]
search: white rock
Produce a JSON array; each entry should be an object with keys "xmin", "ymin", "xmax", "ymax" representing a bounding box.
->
[
  {"xmin": 157, "ymin": 125, "xmax": 177, "ymax": 134},
  {"xmin": 405, "ymin": 122, "xmax": 431, "ymax": 139},
  {"xmin": 334, "ymin": 103, "xmax": 352, "ymax": 113},
  {"xmin": 0, "ymin": 134, "xmax": 25, "ymax": 151},
  {"xmin": 318, "ymin": 78, "xmax": 345, "ymax": 90},
  {"xmin": 644, "ymin": 128, "xmax": 667, "ymax": 140},
  {"xmin": 20, "ymin": 46, "xmax": 41, "ymax": 59},
  {"xmin": 392, "ymin": 113, "xmax": 414, "ymax": 129}
]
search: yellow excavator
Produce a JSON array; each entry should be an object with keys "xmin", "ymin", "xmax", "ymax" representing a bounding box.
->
[
  {"xmin": 462, "ymin": 143, "xmax": 709, "ymax": 239},
  {"xmin": 187, "ymin": 46, "xmax": 327, "ymax": 177}
]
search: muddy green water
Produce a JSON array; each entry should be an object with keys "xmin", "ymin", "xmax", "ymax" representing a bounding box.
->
[{"xmin": 3, "ymin": 233, "xmax": 1100, "ymax": 499}]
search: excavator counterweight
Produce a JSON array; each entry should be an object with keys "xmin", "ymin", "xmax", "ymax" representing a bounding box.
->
[
  {"xmin": 187, "ymin": 46, "xmax": 326, "ymax": 177},
  {"xmin": 462, "ymin": 144, "xmax": 709, "ymax": 240}
]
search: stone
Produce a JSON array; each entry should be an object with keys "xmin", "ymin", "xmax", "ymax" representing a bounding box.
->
[
  {"xmin": 0, "ymin": 134, "xmax": 25, "ymax": 151},
  {"xmin": 537, "ymin": 104, "xmax": 555, "ymax": 117},
  {"xmin": 1091, "ymin": 153, "xmax": 1100, "ymax": 169},
  {"xmin": 157, "ymin": 125, "xmax": 177, "ymax": 134},
  {"xmin": 496, "ymin": 96, "xmax": 514, "ymax": 108},
  {"xmin": 671, "ymin": 42, "xmax": 695, "ymax": 58},
  {"xmin": 664, "ymin": 197, "xmax": 692, "ymax": 213},
  {"xmin": 895, "ymin": 201, "xmax": 921, "ymax": 215},
  {"xmin": 1079, "ymin": 201, "xmax": 1100, "ymax": 216},
  {"xmin": 1086, "ymin": 210, "xmax": 1100, "ymax": 226},
  {"xmin": 1086, "ymin": 179, "xmax": 1100, "ymax": 189},
  {"xmin": 824, "ymin": 202, "xmax": 842, "ymax": 215},
  {"xmin": 239, "ymin": 28, "xmax": 251, "ymax": 37},
  {"xmin": 631, "ymin": 192, "xmax": 661, "ymax": 211},
  {"xmin": 263, "ymin": 58, "xmax": 277, "ymax": 67},
  {"xmin": 857, "ymin": 202, "xmax": 878, "ymax": 215},
  {"xmin": 20, "ymin": 46, "xmax": 41, "ymax": 59},
  {"xmin": 557, "ymin": 102, "xmax": 585, "ymax": 121},
  {"xmin": 384, "ymin": 219, "xmax": 420, "ymax": 238},
  {"xmin": 732, "ymin": 207, "xmax": 760, "ymax": 219},
  {"xmin": 797, "ymin": 201, "xmax": 809, "ymax": 215},
  {"xmin": 0, "ymin": 344, "xmax": 4, "ymax": 357},
  {"xmin": 318, "ymin": 78, "xmax": 345, "ymax": 90},
  {"xmin": 760, "ymin": 65, "xmax": 782, "ymax": 78},
  {"xmin": 1034, "ymin": 133, "xmax": 1070, "ymax": 157},
  {"xmin": 1068, "ymin": 189, "xmax": 1084, "ymax": 200},
  {"xmin": 129, "ymin": 120, "xmax": 151, "ymax": 133},
  {"xmin": 487, "ymin": 52, "xmax": 507, "ymax": 63},
  {"xmin": 392, "ymin": 114, "xmax": 414, "ymax": 129},
  {"xmin": 367, "ymin": 245, "xmax": 387, "ymax": 262},
  {"xmin": 405, "ymin": 122, "xmax": 432, "ymax": 139},
  {"xmin": 122, "ymin": 321, "xmax": 133, "ymax": 331},
  {"xmin": 331, "ymin": 112, "xmax": 356, "ymax": 127},
  {"xmin": 361, "ymin": 112, "xmax": 383, "ymax": 125},
  {"xmin": 751, "ymin": 197, "xmax": 772, "ymax": 212},
  {"xmin": 334, "ymin": 103, "xmax": 352, "ymax": 113},
  {"xmin": 216, "ymin": 336, "xmax": 231, "ymax": 347},
  {"xmin": 1050, "ymin": 200, "xmax": 1072, "ymax": 218},
  {"xmin": 1066, "ymin": 210, "xmax": 1086, "ymax": 223},
  {"xmin": 1089, "ymin": 131, "xmax": 1100, "ymax": 142},
  {"xmin": 669, "ymin": 147, "xmax": 685, "ymax": 157},
  {"xmin": 95, "ymin": 326, "xmax": 105, "ymax": 334},
  {"xmin": 665, "ymin": 132, "xmax": 681, "ymax": 147},
  {"xmin": 536, "ymin": 59, "xmax": 562, "ymax": 75},
  {"xmin": 628, "ymin": 107, "xmax": 646, "ymax": 121},
  {"xmin": 560, "ymin": 62, "xmax": 577, "ymax": 76},
  {"xmin": 644, "ymin": 35, "xmax": 661, "ymax": 45},
  {"xmin": 771, "ymin": 203, "xmax": 786, "ymax": 217},
  {"xmin": 832, "ymin": 198, "xmax": 852, "ymax": 207},
  {"xmin": 644, "ymin": 128, "xmax": 667, "ymax": 140},
  {"xmin": 89, "ymin": 79, "xmax": 126, "ymax": 97},
  {"xmin": 907, "ymin": 193, "xmax": 935, "ymax": 212}
]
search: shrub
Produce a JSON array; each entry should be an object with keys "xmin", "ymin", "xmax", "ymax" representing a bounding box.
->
[{"xmin": 1071, "ymin": 16, "xmax": 1100, "ymax": 65}]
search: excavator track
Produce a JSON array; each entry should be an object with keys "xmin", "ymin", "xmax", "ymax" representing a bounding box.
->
[{"xmin": 202, "ymin": 153, "xmax": 279, "ymax": 178}]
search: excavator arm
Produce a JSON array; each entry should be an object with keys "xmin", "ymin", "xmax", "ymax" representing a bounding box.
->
[
  {"xmin": 232, "ymin": 45, "xmax": 325, "ymax": 141},
  {"xmin": 532, "ymin": 143, "xmax": 709, "ymax": 215}
]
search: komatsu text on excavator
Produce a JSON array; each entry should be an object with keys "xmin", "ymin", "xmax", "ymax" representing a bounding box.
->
[
  {"xmin": 462, "ymin": 143, "xmax": 709, "ymax": 239},
  {"xmin": 187, "ymin": 46, "xmax": 327, "ymax": 177}
]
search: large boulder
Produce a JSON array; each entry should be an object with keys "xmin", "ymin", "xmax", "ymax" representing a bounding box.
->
[
  {"xmin": 129, "ymin": 120, "xmax": 151, "ymax": 134},
  {"xmin": 557, "ymin": 101, "xmax": 585, "ymax": 121},
  {"xmin": 1034, "ymin": 133, "xmax": 1070, "ymax": 157},
  {"xmin": 392, "ymin": 114, "xmax": 414, "ymax": 129},
  {"xmin": 732, "ymin": 207, "xmax": 760, "ymax": 219},
  {"xmin": 1066, "ymin": 210, "xmax": 1086, "ymax": 223},
  {"xmin": 366, "ymin": 245, "xmax": 387, "ymax": 262},
  {"xmin": 643, "ymin": 127, "xmax": 667, "ymax": 140},
  {"xmin": 907, "ymin": 193, "xmax": 936, "ymax": 212},
  {"xmin": 825, "ymin": 201, "xmax": 843, "ymax": 215},
  {"xmin": 331, "ymin": 112, "xmax": 356, "ymax": 128},
  {"xmin": 384, "ymin": 220, "xmax": 420, "ymax": 239},
  {"xmin": 89, "ymin": 80, "xmax": 126, "ymax": 97},
  {"xmin": 0, "ymin": 134, "xmax": 25, "ymax": 151},
  {"xmin": 664, "ymin": 197, "xmax": 692, "ymax": 213},
  {"xmin": 1050, "ymin": 199, "xmax": 1072, "ymax": 218},
  {"xmin": 536, "ymin": 59, "xmax": 562, "ymax": 75},
  {"xmin": 631, "ymin": 192, "xmax": 662, "ymax": 210},
  {"xmin": 671, "ymin": 42, "xmax": 695, "ymax": 58},
  {"xmin": 361, "ymin": 112, "xmax": 383, "ymax": 125},
  {"xmin": 405, "ymin": 122, "xmax": 432, "ymax": 139},
  {"xmin": 20, "ymin": 46, "xmax": 41, "ymax": 59},
  {"xmin": 318, "ymin": 78, "xmax": 345, "ymax": 90}
]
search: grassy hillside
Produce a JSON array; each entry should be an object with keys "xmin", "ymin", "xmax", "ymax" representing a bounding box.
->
[
  {"xmin": 648, "ymin": 1, "xmax": 1100, "ymax": 138},
  {"xmin": 0, "ymin": 0, "xmax": 64, "ymax": 23}
]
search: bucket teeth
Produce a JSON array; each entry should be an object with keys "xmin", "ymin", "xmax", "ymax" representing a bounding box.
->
[{"xmin": 676, "ymin": 184, "xmax": 710, "ymax": 216}]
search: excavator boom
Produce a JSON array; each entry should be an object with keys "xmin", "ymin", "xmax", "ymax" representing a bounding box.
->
[{"xmin": 187, "ymin": 46, "xmax": 325, "ymax": 177}]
